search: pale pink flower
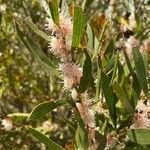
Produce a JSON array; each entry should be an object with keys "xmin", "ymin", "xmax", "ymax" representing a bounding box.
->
[
  {"xmin": 76, "ymin": 97, "xmax": 95, "ymax": 128},
  {"xmin": 133, "ymin": 112, "xmax": 149, "ymax": 128},
  {"xmin": 45, "ymin": 18, "xmax": 58, "ymax": 34},
  {"xmin": 63, "ymin": 77, "xmax": 75, "ymax": 89},
  {"xmin": 48, "ymin": 37, "xmax": 71, "ymax": 61},
  {"xmin": 132, "ymin": 100, "xmax": 150, "ymax": 128},
  {"xmin": 76, "ymin": 92, "xmax": 98, "ymax": 149},
  {"xmin": 60, "ymin": 62, "xmax": 82, "ymax": 89},
  {"xmin": 59, "ymin": 11, "xmax": 72, "ymax": 37},
  {"xmin": 49, "ymin": 37, "xmax": 66, "ymax": 52},
  {"xmin": 136, "ymin": 100, "xmax": 148, "ymax": 113},
  {"xmin": 45, "ymin": 11, "xmax": 72, "ymax": 37}
]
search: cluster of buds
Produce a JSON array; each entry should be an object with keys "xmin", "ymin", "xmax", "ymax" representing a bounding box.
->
[
  {"xmin": 132, "ymin": 100, "xmax": 150, "ymax": 128},
  {"xmin": 45, "ymin": 10, "xmax": 82, "ymax": 90}
]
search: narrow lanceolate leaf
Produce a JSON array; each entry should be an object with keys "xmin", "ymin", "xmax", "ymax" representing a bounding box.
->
[
  {"xmin": 16, "ymin": 23, "xmax": 59, "ymax": 76},
  {"xmin": 25, "ymin": 17, "xmax": 51, "ymax": 41},
  {"xmin": 29, "ymin": 127, "xmax": 63, "ymax": 150},
  {"xmin": 122, "ymin": 47, "xmax": 135, "ymax": 77},
  {"xmin": 101, "ymin": 72, "xmax": 116, "ymax": 127},
  {"xmin": 61, "ymin": 118, "xmax": 76, "ymax": 135},
  {"xmin": 132, "ymin": 47, "xmax": 148, "ymax": 97},
  {"xmin": 110, "ymin": 54, "xmax": 119, "ymax": 85},
  {"xmin": 117, "ymin": 115, "xmax": 133, "ymax": 131},
  {"xmin": 92, "ymin": 21, "xmax": 107, "ymax": 60},
  {"xmin": 75, "ymin": 125, "xmax": 89, "ymax": 150},
  {"xmin": 135, "ymin": 13, "xmax": 141, "ymax": 33},
  {"xmin": 78, "ymin": 51, "xmax": 92, "ymax": 93},
  {"xmin": 127, "ymin": 128, "xmax": 150, "ymax": 145},
  {"xmin": 72, "ymin": 6, "xmax": 85, "ymax": 47},
  {"xmin": 29, "ymin": 100, "xmax": 68, "ymax": 120},
  {"xmin": 8, "ymin": 113, "xmax": 30, "ymax": 118},
  {"xmin": 49, "ymin": 0, "xmax": 59, "ymax": 25},
  {"xmin": 113, "ymin": 83, "xmax": 133, "ymax": 113}
]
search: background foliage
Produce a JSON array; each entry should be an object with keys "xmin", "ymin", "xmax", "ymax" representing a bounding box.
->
[{"xmin": 0, "ymin": 0, "xmax": 150, "ymax": 149}]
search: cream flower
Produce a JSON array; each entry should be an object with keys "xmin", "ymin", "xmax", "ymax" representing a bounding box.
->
[{"xmin": 2, "ymin": 118, "xmax": 13, "ymax": 131}]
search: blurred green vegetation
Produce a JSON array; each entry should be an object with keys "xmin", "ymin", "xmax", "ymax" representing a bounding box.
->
[
  {"xmin": 0, "ymin": 0, "xmax": 150, "ymax": 149},
  {"xmin": 0, "ymin": 0, "xmax": 70, "ymax": 149}
]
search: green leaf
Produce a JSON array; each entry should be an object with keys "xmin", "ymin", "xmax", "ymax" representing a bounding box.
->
[
  {"xmin": 104, "ymin": 39, "xmax": 115, "ymax": 56},
  {"xmin": 132, "ymin": 75, "xmax": 141, "ymax": 101},
  {"xmin": 8, "ymin": 113, "xmax": 30, "ymax": 118},
  {"xmin": 49, "ymin": 0, "xmax": 59, "ymax": 25},
  {"xmin": 0, "ymin": 84, "xmax": 6, "ymax": 98},
  {"xmin": 127, "ymin": 128, "xmax": 150, "ymax": 145},
  {"xmin": 16, "ymin": 23, "xmax": 59, "ymax": 76},
  {"xmin": 135, "ymin": 13, "xmax": 141, "ymax": 33},
  {"xmin": 122, "ymin": 47, "xmax": 135, "ymax": 77},
  {"xmin": 132, "ymin": 47, "xmax": 148, "ymax": 97},
  {"xmin": 117, "ymin": 61, "xmax": 125, "ymax": 85},
  {"xmin": 72, "ymin": 6, "xmax": 85, "ymax": 47},
  {"xmin": 77, "ymin": 51, "xmax": 92, "ymax": 93},
  {"xmin": 113, "ymin": 83, "xmax": 133, "ymax": 113},
  {"xmin": 105, "ymin": 55, "xmax": 115, "ymax": 73},
  {"xmin": 101, "ymin": 71, "xmax": 116, "ymax": 127},
  {"xmin": 117, "ymin": 115, "xmax": 133, "ymax": 131},
  {"xmin": 62, "ymin": 117, "xmax": 76, "ymax": 130},
  {"xmin": 29, "ymin": 127, "xmax": 63, "ymax": 150},
  {"xmin": 29, "ymin": 100, "xmax": 68, "ymax": 120},
  {"xmin": 75, "ymin": 125, "xmax": 89, "ymax": 150},
  {"xmin": 73, "ymin": 108, "xmax": 85, "ymax": 128},
  {"xmin": 61, "ymin": 118, "xmax": 76, "ymax": 135},
  {"xmin": 110, "ymin": 54, "xmax": 119, "ymax": 85},
  {"xmin": 25, "ymin": 17, "xmax": 51, "ymax": 41},
  {"xmin": 95, "ymin": 131, "xmax": 106, "ymax": 150},
  {"xmin": 87, "ymin": 23, "xmax": 94, "ymax": 50},
  {"xmin": 92, "ymin": 21, "xmax": 107, "ymax": 59}
]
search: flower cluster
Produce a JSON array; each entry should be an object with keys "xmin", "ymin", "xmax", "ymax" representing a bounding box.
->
[
  {"xmin": 45, "ymin": 9, "xmax": 82, "ymax": 89},
  {"xmin": 60, "ymin": 63, "xmax": 82, "ymax": 89},
  {"xmin": 75, "ymin": 92, "xmax": 98, "ymax": 150},
  {"xmin": 132, "ymin": 100, "xmax": 150, "ymax": 128},
  {"xmin": 45, "ymin": 11, "xmax": 72, "ymax": 37},
  {"xmin": 76, "ymin": 101, "xmax": 95, "ymax": 128},
  {"xmin": 45, "ymin": 7, "xmax": 97, "ymax": 150}
]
